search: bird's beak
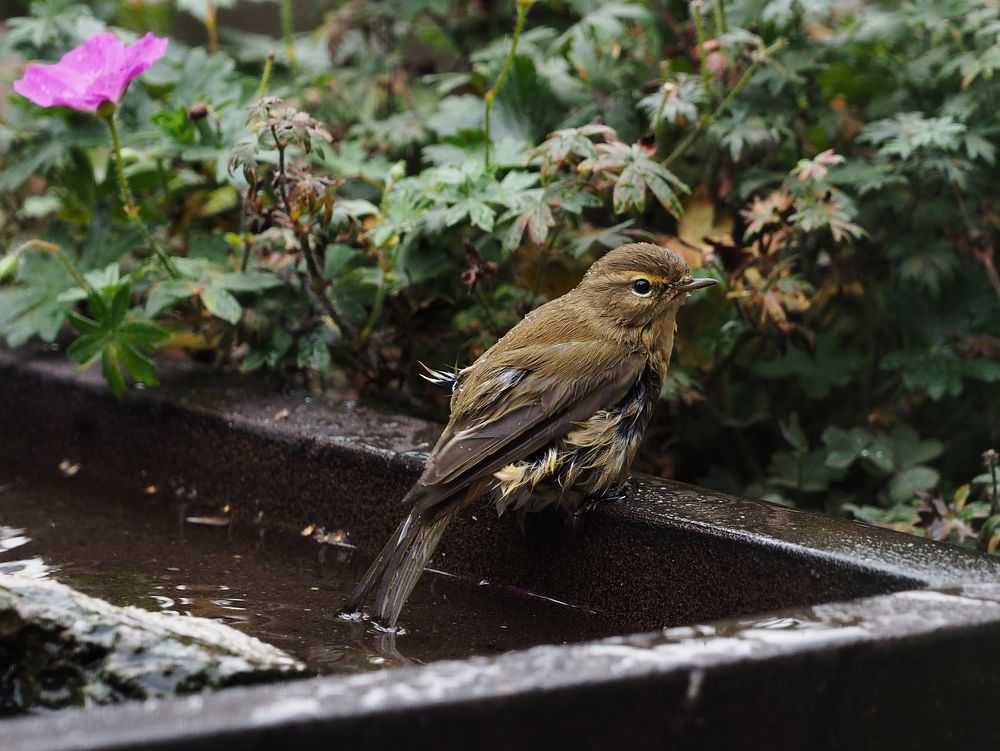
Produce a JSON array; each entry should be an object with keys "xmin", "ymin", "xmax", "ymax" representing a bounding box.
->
[{"xmin": 677, "ymin": 277, "xmax": 719, "ymax": 292}]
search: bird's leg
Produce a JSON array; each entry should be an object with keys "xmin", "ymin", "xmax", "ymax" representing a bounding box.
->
[
  {"xmin": 601, "ymin": 477, "xmax": 636, "ymax": 504},
  {"xmin": 514, "ymin": 506, "xmax": 529, "ymax": 534},
  {"xmin": 374, "ymin": 630, "xmax": 416, "ymax": 667}
]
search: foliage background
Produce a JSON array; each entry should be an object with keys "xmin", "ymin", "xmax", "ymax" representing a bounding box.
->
[{"xmin": 1, "ymin": 0, "xmax": 998, "ymax": 547}]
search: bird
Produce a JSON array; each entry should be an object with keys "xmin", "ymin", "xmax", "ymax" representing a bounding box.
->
[{"xmin": 340, "ymin": 242, "xmax": 717, "ymax": 628}]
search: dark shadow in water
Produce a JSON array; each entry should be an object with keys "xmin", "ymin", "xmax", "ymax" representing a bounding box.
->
[{"xmin": 0, "ymin": 461, "xmax": 616, "ymax": 675}]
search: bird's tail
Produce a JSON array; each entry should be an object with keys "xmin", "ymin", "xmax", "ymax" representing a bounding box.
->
[
  {"xmin": 373, "ymin": 511, "xmax": 452, "ymax": 627},
  {"xmin": 339, "ymin": 506, "xmax": 454, "ymax": 629}
]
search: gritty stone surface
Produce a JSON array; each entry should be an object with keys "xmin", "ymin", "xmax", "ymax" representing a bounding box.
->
[
  {"xmin": 6, "ymin": 584, "xmax": 1000, "ymax": 750},
  {"xmin": 0, "ymin": 573, "xmax": 303, "ymax": 713}
]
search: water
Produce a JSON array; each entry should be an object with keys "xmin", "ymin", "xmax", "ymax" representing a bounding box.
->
[{"xmin": 0, "ymin": 460, "xmax": 615, "ymax": 674}]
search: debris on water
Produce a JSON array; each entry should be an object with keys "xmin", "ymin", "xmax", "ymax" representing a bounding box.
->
[
  {"xmin": 273, "ymin": 408, "xmax": 290, "ymax": 421},
  {"xmin": 143, "ymin": 485, "xmax": 158, "ymax": 495},
  {"xmin": 303, "ymin": 525, "xmax": 354, "ymax": 548},
  {"xmin": 57, "ymin": 459, "xmax": 80, "ymax": 477},
  {"xmin": 185, "ymin": 516, "xmax": 231, "ymax": 526}
]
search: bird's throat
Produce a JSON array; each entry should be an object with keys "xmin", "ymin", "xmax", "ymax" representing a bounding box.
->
[{"xmin": 642, "ymin": 314, "xmax": 679, "ymax": 380}]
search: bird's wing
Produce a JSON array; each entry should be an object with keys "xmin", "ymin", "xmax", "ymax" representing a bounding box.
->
[{"xmin": 411, "ymin": 340, "xmax": 646, "ymax": 518}]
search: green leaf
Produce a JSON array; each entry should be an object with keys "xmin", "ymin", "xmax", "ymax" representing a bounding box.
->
[
  {"xmin": 860, "ymin": 433, "xmax": 897, "ymax": 475},
  {"xmin": 581, "ymin": 142, "xmax": 688, "ymax": 216},
  {"xmin": 172, "ymin": 257, "xmax": 214, "ymax": 279},
  {"xmin": 66, "ymin": 331, "xmax": 107, "ymax": 365},
  {"xmin": 214, "ymin": 271, "xmax": 282, "ymax": 292},
  {"xmin": 888, "ymin": 466, "xmax": 939, "ymax": 503},
  {"xmin": 569, "ymin": 220, "xmax": 635, "ymax": 258},
  {"xmin": 444, "ymin": 198, "xmax": 495, "ymax": 232},
  {"xmin": 201, "ymin": 286, "xmax": 243, "ymax": 324},
  {"xmin": 822, "ymin": 426, "xmax": 872, "ymax": 470},
  {"xmin": 859, "ymin": 113, "xmax": 966, "ymax": 160},
  {"xmin": 500, "ymin": 194, "xmax": 555, "ymax": 251},
  {"xmin": 491, "ymin": 55, "xmax": 560, "ymax": 144},
  {"xmin": 330, "ymin": 199, "xmax": 379, "ymax": 228},
  {"xmin": 324, "ymin": 244, "xmax": 360, "ymax": 279},
  {"xmin": 531, "ymin": 123, "xmax": 613, "ymax": 177},
  {"xmin": 109, "ymin": 283, "xmax": 131, "ymax": 328},
  {"xmin": 639, "ymin": 76, "xmax": 705, "ymax": 127},
  {"xmin": 888, "ymin": 423, "xmax": 943, "ymax": 470},
  {"xmin": 779, "ymin": 413, "xmax": 807, "ymax": 451},
  {"xmin": 146, "ymin": 279, "xmax": 196, "ymax": 317},
  {"xmin": 754, "ymin": 336, "xmax": 864, "ymax": 399},
  {"xmin": 0, "ymin": 252, "xmax": 77, "ymax": 346},
  {"xmin": 843, "ymin": 502, "xmax": 920, "ymax": 528},
  {"xmin": 67, "ymin": 311, "xmax": 103, "ymax": 336},
  {"xmin": 64, "ymin": 281, "xmax": 168, "ymax": 396},
  {"xmin": 240, "ymin": 328, "xmax": 293, "ymax": 373},
  {"xmin": 101, "ymin": 346, "xmax": 126, "ymax": 400},
  {"xmin": 296, "ymin": 330, "xmax": 332, "ymax": 372},
  {"xmin": 881, "ymin": 348, "xmax": 1000, "ymax": 400},
  {"xmin": 428, "ymin": 96, "xmax": 484, "ymax": 137},
  {"xmin": 118, "ymin": 340, "xmax": 160, "ymax": 387},
  {"xmin": 769, "ymin": 447, "xmax": 841, "ymax": 493},
  {"xmin": 119, "ymin": 321, "xmax": 170, "ymax": 348},
  {"xmin": 981, "ymin": 514, "xmax": 1000, "ymax": 544}
]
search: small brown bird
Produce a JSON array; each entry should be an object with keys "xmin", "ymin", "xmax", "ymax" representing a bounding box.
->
[{"xmin": 341, "ymin": 243, "xmax": 716, "ymax": 627}]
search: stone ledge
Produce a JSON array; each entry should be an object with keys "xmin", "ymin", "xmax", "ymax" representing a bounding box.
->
[{"xmin": 3, "ymin": 350, "xmax": 1000, "ymax": 750}]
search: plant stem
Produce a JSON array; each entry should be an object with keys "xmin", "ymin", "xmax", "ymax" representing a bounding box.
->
[
  {"xmin": 713, "ymin": 0, "xmax": 727, "ymax": 34},
  {"xmin": 530, "ymin": 222, "xmax": 563, "ymax": 299},
  {"xmin": 205, "ymin": 0, "xmax": 219, "ymax": 53},
  {"xmin": 360, "ymin": 270, "xmax": 387, "ymax": 345},
  {"xmin": 270, "ymin": 127, "xmax": 354, "ymax": 338},
  {"xmin": 662, "ymin": 38, "xmax": 784, "ymax": 168},
  {"xmin": 11, "ymin": 240, "xmax": 92, "ymax": 294},
  {"xmin": 691, "ymin": 1, "xmax": 711, "ymax": 95},
  {"xmin": 951, "ymin": 183, "xmax": 1000, "ymax": 300},
  {"xmin": 484, "ymin": 0, "xmax": 533, "ymax": 169},
  {"xmin": 107, "ymin": 115, "xmax": 133, "ymax": 207},
  {"xmin": 987, "ymin": 449, "xmax": 999, "ymax": 517},
  {"xmin": 104, "ymin": 115, "xmax": 178, "ymax": 278},
  {"xmin": 257, "ymin": 51, "xmax": 275, "ymax": 100},
  {"xmin": 652, "ymin": 68, "xmax": 670, "ymax": 153},
  {"xmin": 281, "ymin": 0, "xmax": 299, "ymax": 75},
  {"xmin": 239, "ymin": 235, "xmax": 252, "ymax": 272}
]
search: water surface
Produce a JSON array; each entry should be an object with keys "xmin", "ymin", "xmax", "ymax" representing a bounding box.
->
[{"xmin": 0, "ymin": 460, "xmax": 613, "ymax": 674}]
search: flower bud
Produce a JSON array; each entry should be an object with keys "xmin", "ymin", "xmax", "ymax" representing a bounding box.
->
[
  {"xmin": 0, "ymin": 254, "xmax": 18, "ymax": 282},
  {"xmin": 96, "ymin": 100, "xmax": 117, "ymax": 119},
  {"xmin": 188, "ymin": 103, "xmax": 210, "ymax": 120}
]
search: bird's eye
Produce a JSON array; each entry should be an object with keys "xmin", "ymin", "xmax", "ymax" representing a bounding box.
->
[{"xmin": 631, "ymin": 278, "xmax": 653, "ymax": 296}]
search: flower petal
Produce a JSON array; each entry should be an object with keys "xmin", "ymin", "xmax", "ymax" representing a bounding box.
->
[
  {"xmin": 14, "ymin": 63, "xmax": 96, "ymax": 111},
  {"xmin": 123, "ymin": 33, "xmax": 169, "ymax": 80},
  {"xmin": 12, "ymin": 31, "xmax": 168, "ymax": 112}
]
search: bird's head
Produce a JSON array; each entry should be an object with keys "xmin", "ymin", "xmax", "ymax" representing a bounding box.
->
[{"xmin": 576, "ymin": 242, "xmax": 718, "ymax": 328}]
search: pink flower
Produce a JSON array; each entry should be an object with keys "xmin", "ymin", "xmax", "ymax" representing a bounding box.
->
[{"xmin": 13, "ymin": 32, "xmax": 168, "ymax": 114}]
